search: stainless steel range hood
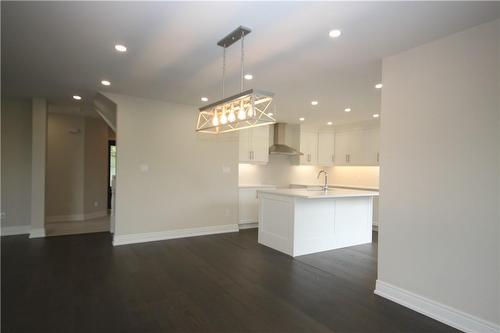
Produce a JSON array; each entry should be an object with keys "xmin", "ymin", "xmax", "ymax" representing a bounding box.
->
[{"xmin": 269, "ymin": 123, "xmax": 303, "ymax": 156}]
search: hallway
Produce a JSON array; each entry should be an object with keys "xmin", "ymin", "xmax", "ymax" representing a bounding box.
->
[{"xmin": 45, "ymin": 215, "xmax": 110, "ymax": 237}]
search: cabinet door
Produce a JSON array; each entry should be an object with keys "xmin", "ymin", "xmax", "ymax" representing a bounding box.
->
[
  {"xmin": 348, "ymin": 130, "xmax": 365, "ymax": 165},
  {"xmin": 300, "ymin": 131, "xmax": 318, "ymax": 165},
  {"xmin": 239, "ymin": 129, "xmax": 252, "ymax": 163},
  {"xmin": 238, "ymin": 188, "xmax": 258, "ymax": 223},
  {"xmin": 334, "ymin": 131, "xmax": 351, "ymax": 165},
  {"xmin": 317, "ymin": 131, "xmax": 335, "ymax": 166},
  {"xmin": 251, "ymin": 126, "xmax": 270, "ymax": 164}
]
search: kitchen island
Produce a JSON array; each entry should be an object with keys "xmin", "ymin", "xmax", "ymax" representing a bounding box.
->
[{"xmin": 257, "ymin": 188, "xmax": 379, "ymax": 257}]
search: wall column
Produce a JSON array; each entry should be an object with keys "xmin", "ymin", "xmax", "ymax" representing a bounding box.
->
[{"xmin": 30, "ymin": 98, "xmax": 47, "ymax": 238}]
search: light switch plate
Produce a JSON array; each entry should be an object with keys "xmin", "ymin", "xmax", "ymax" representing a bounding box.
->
[
  {"xmin": 222, "ymin": 166, "xmax": 231, "ymax": 174},
  {"xmin": 140, "ymin": 164, "xmax": 149, "ymax": 172}
]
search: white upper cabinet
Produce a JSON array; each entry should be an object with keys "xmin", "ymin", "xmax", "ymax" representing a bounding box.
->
[
  {"xmin": 334, "ymin": 131, "xmax": 351, "ymax": 165},
  {"xmin": 334, "ymin": 125, "xmax": 379, "ymax": 166},
  {"xmin": 239, "ymin": 128, "xmax": 252, "ymax": 162},
  {"xmin": 317, "ymin": 131, "xmax": 335, "ymax": 166},
  {"xmin": 299, "ymin": 130, "xmax": 318, "ymax": 165},
  {"xmin": 239, "ymin": 126, "xmax": 270, "ymax": 164}
]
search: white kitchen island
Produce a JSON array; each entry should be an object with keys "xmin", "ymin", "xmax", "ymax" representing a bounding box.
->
[{"xmin": 257, "ymin": 188, "xmax": 379, "ymax": 257}]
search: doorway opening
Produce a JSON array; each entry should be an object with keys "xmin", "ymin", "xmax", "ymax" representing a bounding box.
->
[{"xmin": 108, "ymin": 140, "xmax": 116, "ymax": 210}]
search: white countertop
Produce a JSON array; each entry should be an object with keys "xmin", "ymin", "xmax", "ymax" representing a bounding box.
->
[{"xmin": 258, "ymin": 188, "xmax": 379, "ymax": 199}]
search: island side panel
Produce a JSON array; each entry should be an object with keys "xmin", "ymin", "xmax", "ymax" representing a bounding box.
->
[
  {"xmin": 293, "ymin": 198, "xmax": 337, "ymax": 256},
  {"xmin": 258, "ymin": 193, "xmax": 295, "ymax": 256},
  {"xmin": 332, "ymin": 196, "xmax": 373, "ymax": 249}
]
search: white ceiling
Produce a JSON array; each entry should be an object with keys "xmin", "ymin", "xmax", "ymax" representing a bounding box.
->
[{"xmin": 2, "ymin": 2, "xmax": 499, "ymax": 126}]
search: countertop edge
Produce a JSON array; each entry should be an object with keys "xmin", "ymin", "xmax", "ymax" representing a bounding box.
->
[
  {"xmin": 257, "ymin": 188, "xmax": 379, "ymax": 199},
  {"xmin": 290, "ymin": 183, "xmax": 379, "ymax": 191}
]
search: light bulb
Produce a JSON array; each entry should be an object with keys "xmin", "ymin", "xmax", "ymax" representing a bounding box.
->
[
  {"xmin": 220, "ymin": 110, "xmax": 228, "ymax": 124},
  {"xmin": 212, "ymin": 113, "xmax": 219, "ymax": 126},
  {"xmin": 237, "ymin": 108, "xmax": 246, "ymax": 120},
  {"xmin": 246, "ymin": 105, "xmax": 254, "ymax": 118},
  {"xmin": 237, "ymin": 101, "xmax": 246, "ymax": 120},
  {"xmin": 228, "ymin": 107, "xmax": 236, "ymax": 122}
]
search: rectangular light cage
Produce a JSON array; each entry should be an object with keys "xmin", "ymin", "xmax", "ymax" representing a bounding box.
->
[{"xmin": 196, "ymin": 89, "xmax": 276, "ymax": 134}]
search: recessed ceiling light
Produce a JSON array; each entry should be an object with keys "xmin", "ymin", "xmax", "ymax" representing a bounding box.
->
[
  {"xmin": 299, "ymin": 117, "xmax": 305, "ymax": 121},
  {"xmin": 201, "ymin": 97, "xmax": 208, "ymax": 102},
  {"xmin": 311, "ymin": 101, "xmax": 318, "ymax": 106},
  {"xmin": 244, "ymin": 74, "xmax": 253, "ymax": 80},
  {"xmin": 329, "ymin": 29, "xmax": 342, "ymax": 38},
  {"xmin": 375, "ymin": 83, "xmax": 383, "ymax": 89},
  {"xmin": 344, "ymin": 108, "xmax": 351, "ymax": 112},
  {"xmin": 73, "ymin": 95, "xmax": 82, "ymax": 100},
  {"xmin": 327, "ymin": 122, "xmax": 333, "ymax": 125},
  {"xmin": 268, "ymin": 112, "xmax": 274, "ymax": 116},
  {"xmin": 114, "ymin": 44, "xmax": 127, "ymax": 52},
  {"xmin": 373, "ymin": 113, "xmax": 380, "ymax": 118},
  {"xmin": 101, "ymin": 80, "xmax": 111, "ymax": 86}
]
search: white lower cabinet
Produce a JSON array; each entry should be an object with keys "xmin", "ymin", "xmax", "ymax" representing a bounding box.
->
[{"xmin": 238, "ymin": 186, "xmax": 276, "ymax": 228}]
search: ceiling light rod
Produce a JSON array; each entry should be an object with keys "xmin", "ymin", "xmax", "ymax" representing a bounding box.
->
[{"xmin": 218, "ymin": 26, "xmax": 251, "ymax": 98}]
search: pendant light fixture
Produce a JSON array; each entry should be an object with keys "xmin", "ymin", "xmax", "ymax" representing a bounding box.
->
[{"xmin": 196, "ymin": 26, "xmax": 276, "ymax": 134}]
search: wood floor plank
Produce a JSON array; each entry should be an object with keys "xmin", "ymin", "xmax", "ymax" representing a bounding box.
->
[{"xmin": 1, "ymin": 230, "xmax": 461, "ymax": 333}]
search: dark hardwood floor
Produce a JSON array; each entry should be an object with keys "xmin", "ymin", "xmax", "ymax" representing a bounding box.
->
[{"xmin": 2, "ymin": 229, "xmax": 460, "ymax": 333}]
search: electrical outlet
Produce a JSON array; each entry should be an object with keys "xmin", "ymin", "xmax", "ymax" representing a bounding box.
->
[
  {"xmin": 0, "ymin": 212, "xmax": 5, "ymax": 220},
  {"xmin": 94, "ymin": 201, "xmax": 99, "ymax": 207},
  {"xmin": 225, "ymin": 209, "xmax": 231, "ymax": 216}
]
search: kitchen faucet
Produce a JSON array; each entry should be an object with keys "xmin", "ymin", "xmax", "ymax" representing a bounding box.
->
[{"xmin": 317, "ymin": 170, "xmax": 329, "ymax": 191}]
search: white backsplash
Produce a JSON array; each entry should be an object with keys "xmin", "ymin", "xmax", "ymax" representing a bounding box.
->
[{"xmin": 239, "ymin": 154, "xmax": 379, "ymax": 188}]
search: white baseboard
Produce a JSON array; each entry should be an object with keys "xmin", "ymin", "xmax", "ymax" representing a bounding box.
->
[
  {"xmin": 239, "ymin": 222, "xmax": 258, "ymax": 230},
  {"xmin": 375, "ymin": 280, "xmax": 499, "ymax": 333},
  {"xmin": 29, "ymin": 228, "xmax": 46, "ymax": 238},
  {"xmin": 113, "ymin": 224, "xmax": 239, "ymax": 246},
  {"xmin": 46, "ymin": 211, "xmax": 108, "ymax": 223},
  {"xmin": 1, "ymin": 225, "xmax": 30, "ymax": 236}
]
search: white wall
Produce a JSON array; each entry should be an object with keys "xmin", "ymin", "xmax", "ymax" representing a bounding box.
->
[
  {"xmin": 30, "ymin": 98, "xmax": 47, "ymax": 236},
  {"xmin": 378, "ymin": 19, "xmax": 499, "ymax": 330},
  {"xmin": 1, "ymin": 98, "xmax": 32, "ymax": 229},
  {"xmin": 105, "ymin": 93, "xmax": 238, "ymax": 237}
]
